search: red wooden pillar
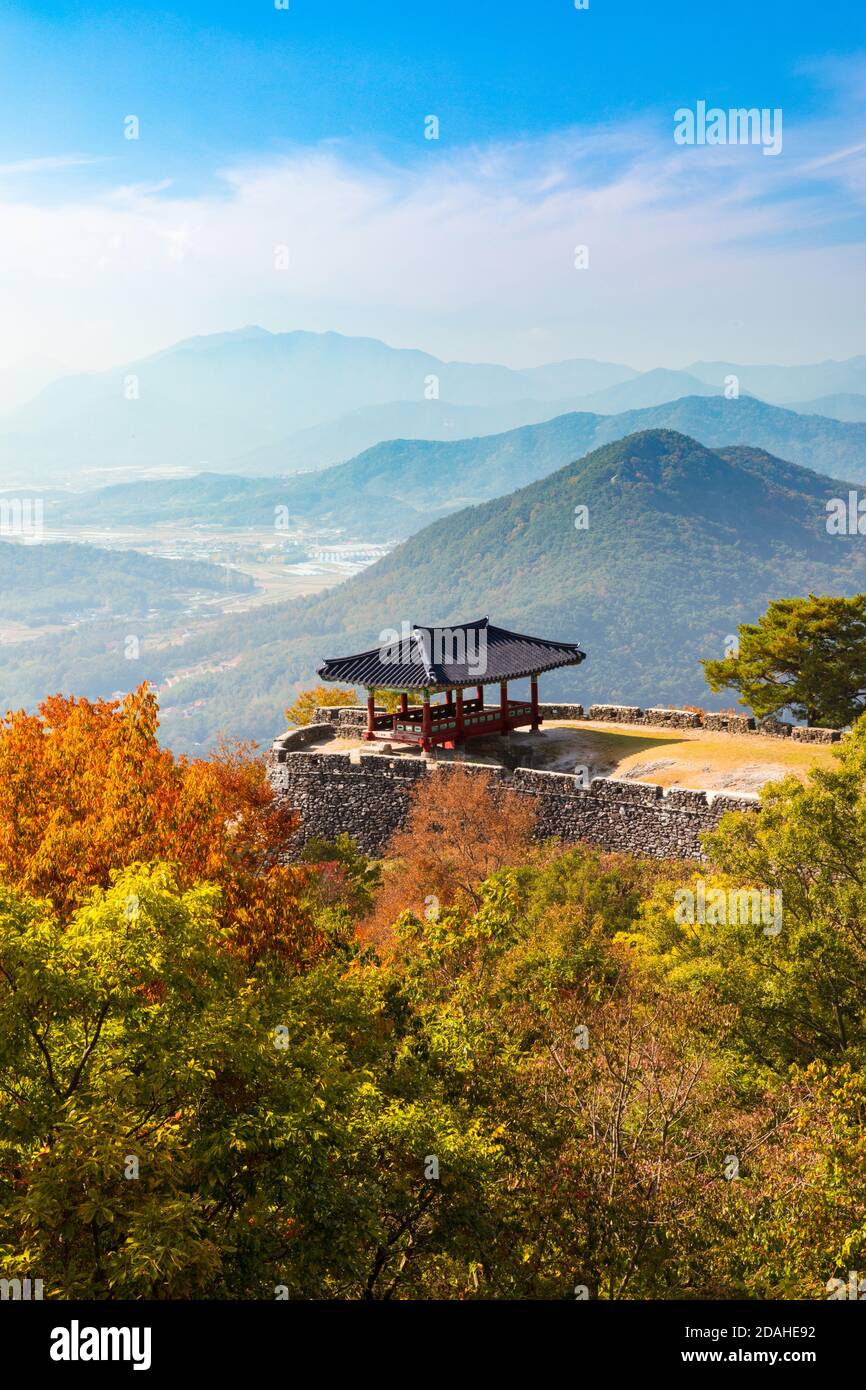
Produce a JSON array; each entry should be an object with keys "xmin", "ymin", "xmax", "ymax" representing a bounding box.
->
[
  {"xmin": 399, "ymin": 692, "xmax": 409, "ymax": 715},
  {"xmin": 476, "ymin": 684, "xmax": 484, "ymax": 707},
  {"xmin": 421, "ymin": 691, "xmax": 432, "ymax": 751},
  {"xmin": 530, "ymin": 674, "xmax": 540, "ymax": 730},
  {"xmin": 500, "ymin": 680, "xmax": 509, "ymax": 733},
  {"xmin": 455, "ymin": 688, "xmax": 465, "ymax": 742},
  {"xmin": 445, "ymin": 688, "xmax": 454, "ymax": 709},
  {"xmin": 365, "ymin": 690, "xmax": 376, "ymax": 740}
]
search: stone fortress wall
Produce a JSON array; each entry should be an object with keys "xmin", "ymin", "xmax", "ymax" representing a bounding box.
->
[{"xmin": 264, "ymin": 700, "xmax": 828, "ymax": 861}]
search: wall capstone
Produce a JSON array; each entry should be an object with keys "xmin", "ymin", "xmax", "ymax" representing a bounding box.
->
[
  {"xmin": 642, "ymin": 708, "xmax": 702, "ymax": 729},
  {"xmin": 791, "ymin": 725, "xmax": 842, "ymax": 743},
  {"xmin": 536, "ymin": 703, "xmax": 585, "ymax": 720},
  {"xmin": 703, "ymin": 713, "xmax": 756, "ymax": 734},
  {"xmin": 271, "ymin": 724, "xmax": 335, "ymax": 760},
  {"xmin": 588, "ymin": 704, "xmax": 643, "ymax": 723}
]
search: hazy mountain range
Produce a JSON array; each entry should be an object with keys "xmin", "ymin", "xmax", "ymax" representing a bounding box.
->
[
  {"xmin": 787, "ymin": 394, "xmax": 866, "ymax": 423},
  {"xmin": 40, "ymin": 393, "xmax": 866, "ymax": 543},
  {"xmin": 0, "ymin": 357, "xmax": 68, "ymax": 415},
  {"xmin": 153, "ymin": 428, "xmax": 866, "ymax": 748},
  {"xmin": 6, "ymin": 428, "xmax": 866, "ymax": 752},
  {"xmin": 687, "ymin": 358, "xmax": 866, "ymax": 403},
  {"xmin": 2, "ymin": 326, "xmax": 866, "ymax": 483},
  {"xmin": 261, "ymin": 427, "xmax": 866, "ymax": 711},
  {"xmin": 0, "ymin": 328, "xmax": 633, "ymax": 482},
  {"xmin": 4, "ymin": 322, "xmax": 866, "ymax": 755}
]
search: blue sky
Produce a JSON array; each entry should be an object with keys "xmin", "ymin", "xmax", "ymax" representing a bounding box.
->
[
  {"xmin": 0, "ymin": 0, "xmax": 864, "ymax": 373},
  {"xmin": 0, "ymin": 1, "xmax": 857, "ymax": 176}
]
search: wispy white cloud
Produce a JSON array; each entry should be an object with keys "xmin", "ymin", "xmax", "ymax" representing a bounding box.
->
[
  {"xmin": 0, "ymin": 154, "xmax": 103, "ymax": 176},
  {"xmin": 0, "ymin": 106, "xmax": 863, "ymax": 373}
]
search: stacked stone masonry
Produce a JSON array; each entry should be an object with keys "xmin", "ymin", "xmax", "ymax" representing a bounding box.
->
[
  {"xmin": 270, "ymin": 700, "xmax": 844, "ymax": 861},
  {"xmin": 790, "ymin": 725, "xmax": 842, "ymax": 744},
  {"xmin": 268, "ymin": 745, "xmax": 758, "ymax": 863},
  {"xmin": 314, "ymin": 706, "xmax": 369, "ymax": 730},
  {"xmin": 703, "ymin": 712, "xmax": 755, "ymax": 734}
]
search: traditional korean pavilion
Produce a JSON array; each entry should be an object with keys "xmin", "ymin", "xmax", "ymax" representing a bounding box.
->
[{"xmin": 317, "ymin": 617, "xmax": 586, "ymax": 752}]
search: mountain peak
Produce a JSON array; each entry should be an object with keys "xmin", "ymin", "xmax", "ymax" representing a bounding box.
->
[
  {"xmin": 257, "ymin": 426, "xmax": 866, "ymax": 737},
  {"xmin": 577, "ymin": 427, "xmax": 724, "ymax": 484},
  {"xmin": 148, "ymin": 326, "xmax": 274, "ymax": 363}
]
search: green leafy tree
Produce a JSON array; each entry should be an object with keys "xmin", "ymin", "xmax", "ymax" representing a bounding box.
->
[
  {"xmin": 284, "ymin": 684, "xmax": 358, "ymax": 727},
  {"xmin": 378, "ymin": 850, "xmax": 761, "ymax": 1299},
  {"xmin": 0, "ymin": 865, "xmax": 505, "ymax": 1299},
  {"xmin": 702, "ymin": 593, "xmax": 866, "ymax": 727},
  {"xmin": 6, "ymin": 730, "xmax": 866, "ymax": 1299},
  {"xmin": 737, "ymin": 1062, "xmax": 866, "ymax": 1299},
  {"xmin": 633, "ymin": 715, "xmax": 866, "ymax": 1075}
]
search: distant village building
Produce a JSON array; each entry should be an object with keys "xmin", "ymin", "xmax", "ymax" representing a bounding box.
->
[
  {"xmin": 318, "ymin": 616, "xmax": 585, "ymax": 753},
  {"xmin": 309, "ymin": 544, "xmax": 389, "ymax": 566}
]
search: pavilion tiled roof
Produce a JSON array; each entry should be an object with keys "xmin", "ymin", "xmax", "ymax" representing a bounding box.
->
[{"xmin": 317, "ymin": 617, "xmax": 586, "ymax": 691}]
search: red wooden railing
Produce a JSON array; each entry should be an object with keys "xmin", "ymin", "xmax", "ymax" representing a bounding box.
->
[{"xmin": 373, "ymin": 699, "xmax": 533, "ymax": 740}]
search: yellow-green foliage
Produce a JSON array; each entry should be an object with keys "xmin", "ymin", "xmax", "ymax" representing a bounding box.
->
[{"xmin": 5, "ymin": 720, "xmax": 866, "ymax": 1298}]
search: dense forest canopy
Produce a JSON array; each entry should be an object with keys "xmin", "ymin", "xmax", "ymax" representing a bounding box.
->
[{"xmin": 1, "ymin": 685, "xmax": 866, "ymax": 1298}]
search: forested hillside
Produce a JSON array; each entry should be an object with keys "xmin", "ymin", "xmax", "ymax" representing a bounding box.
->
[
  {"xmin": 2, "ymin": 686, "xmax": 866, "ymax": 1300},
  {"xmin": 42, "ymin": 395, "xmax": 866, "ymax": 544},
  {"xmin": 0, "ymin": 540, "xmax": 252, "ymax": 624},
  {"xmin": 4, "ymin": 430, "xmax": 865, "ymax": 752}
]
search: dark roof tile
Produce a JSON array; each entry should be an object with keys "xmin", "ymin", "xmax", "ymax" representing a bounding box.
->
[{"xmin": 318, "ymin": 617, "xmax": 586, "ymax": 690}]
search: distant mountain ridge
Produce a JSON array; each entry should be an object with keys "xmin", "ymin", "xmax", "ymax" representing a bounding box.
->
[
  {"xmin": 233, "ymin": 369, "xmax": 728, "ymax": 474},
  {"xmin": 685, "ymin": 357, "xmax": 866, "ymax": 403},
  {"xmin": 786, "ymin": 393, "xmax": 866, "ymax": 423},
  {"xmin": 8, "ymin": 428, "xmax": 866, "ymax": 754},
  {"xmin": 0, "ymin": 328, "xmax": 634, "ymax": 482},
  {"xmin": 228, "ymin": 396, "xmax": 591, "ymax": 475},
  {"xmin": 42, "ymin": 393, "xmax": 866, "ymax": 543},
  {"xmin": 214, "ymin": 428, "xmax": 866, "ymax": 737},
  {"xmin": 555, "ymin": 368, "xmax": 719, "ymax": 414},
  {"xmin": 2, "ymin": 324, "xmax": 866, "ymax": 484}
]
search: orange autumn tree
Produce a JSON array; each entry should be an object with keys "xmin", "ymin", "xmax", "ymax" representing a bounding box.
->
[
  {"xmin": 366, "ymin": 764, "xmax": 537, "ymax": 938},
  {"xmin": 0, "ymin": 684, "xmax": 322, "ymax": 966}
]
